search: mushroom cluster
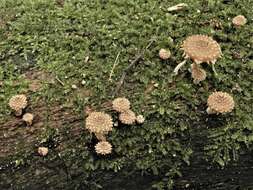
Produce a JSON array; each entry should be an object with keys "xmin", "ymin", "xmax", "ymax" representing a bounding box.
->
[
  {"xmin": 173, "ymin": 34, "xmax": 222, "ymax": 83},
  {"xmin": 85, "ymin": 97, "xmax": 145, "ymax": 155},
  {"xmin": 9, "ymin": 94, "xmax": 35, "ymax": 126},
  {"xmin": 85, "ymin": 111, "xmax": 113, "ymax": 155},
  {"xmin": 112, "ymin": 97, "xmax": 145, "ymax": 125}
]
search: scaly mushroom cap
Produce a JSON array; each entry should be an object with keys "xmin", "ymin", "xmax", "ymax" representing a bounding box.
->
[
  {"xmin": 9, "ymin": 94, "xmax": 27, "ymax": 112},
  {"xmin": 119, "ymin": 110, "xmax": 136, "ymax": 125},
  {"xmin": 232, "ymin": 15, "xmax": 247, "ymax": 26},
  {"xmin": 85, "ymin": 112, "xmax": 113, "ymax": 134},
  {"xmin": 159, "ymin": 49, "xmax": 171, "ymax": 60},
  {"xmin": 22, "ymin": 113, "xmax": 34, "ymax": 125},
  {"xmin": 207, "ymin": 92, "xmax": 235, "ymax": 113},
  {"xmin": 112, "ymin": 97, "xmax": 131, "ymax": 113},
  {"xmin": 191, "ymin": 63, "xmax": 207, "ymax": 84},
  {"xmin": 182, "ymin": 35, "xmax": 222, "ymax": 64},
  {"xmin": 95, "ymin": 141, "xmax": 112, "ymax": 155}
]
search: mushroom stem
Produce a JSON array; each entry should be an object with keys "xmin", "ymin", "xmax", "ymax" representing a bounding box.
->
[
  {"xmin": 211, "ymin": 63, "xmax": 218, "ymax": 76},
  {"xmin": 95, "ymin": 132, "xmax": 106, "ymax": 141},
  {"xmin": 206, "ymin": 107, "xmax": 217, "ymax": 114},
  {"xmin": 15, "ymin": 109, "xmax": 22, "ymax": 116},
  {"xmin": 173, "ymin": 60, "xmax": 187, "ymax": 75}
]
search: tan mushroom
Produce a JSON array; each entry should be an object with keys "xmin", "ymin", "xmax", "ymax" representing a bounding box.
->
[
  {"xmin": 22, "ymin": 113, "xmax": 34, "ymax": 126},
  {"xmin": 9, "ymin": 94, "xmax": 28, "ymax": 116},
  {"xmin": 232, "ymin": 15, "xmax": 247, "ymax": 27},
  {"xmin": 182, "ymin": 35, "xmax": 222, "ymax": 64},
  {"xmin": 112, "ymin": 97, "xmax": 131, "ymax": 113},
  {"xmin": 207, "ymin": 92, "xmax": 235, "ymax": 114},
  {"xmin": 95, "ymin": 141, "xmax": 112, "ymax": 155},
  {"xmin": 136, "ymin": 115, "xmax": 145, "ymax": 124},
  {"xmin": 174, "ymin": 35, "xmax": 222, "ymax": 75},
  {"xmin": 191, "ymin": 63, "xmax": 207, "ymax": 84},
  {"xmin": 38, "ymin": 147, "xmax": 49, "ymax": 157},
  {"xmin": 159, "ymin": 49, "xmax": 171, "ymax": 60},
  {"xmin": 85, "ymin": 112, "xmax": 113, "ymax": 134},
  {"xmin": 119, "ymin": 110, "xmax": 136, "ymax": 125}
]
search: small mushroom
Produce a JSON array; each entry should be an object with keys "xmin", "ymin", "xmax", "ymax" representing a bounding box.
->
[
  {"xmin": 22, "ymin": 113, "xmax": 34, "ymax": 126},
  {"xmin": 159, "ymin": 49, "xmax": 171, "ymax": 60},
  {"xmin": 85, "ymin": 112, "xmax": 113, "ymax": 134},
  {"xmin": 191, "ymin": 63, "xmax": 206, "ymax": 84},
  {"xmin": 38, "ymin": 147, "xmax": 49, "ymax": 157},
  {"xmin": 112, "ymin": 97, "xmax": 131, "ymax": 113},
  {"xmin": 119, "ymin": 110, "xmax": 136, "ymax": 125},
  {"xmin": 9, "ymin": 94, "xmax": 28, "ymax": 116},
  {"xmin": 232, "ymin": 15, "xmax": 247, "ymax": 27},
  {"xmin": 95, "ymin": 141, "xmax": 112, "ymax": 155},
  {"xmin": 136, "ymin": 115, "xmax": 145, "ymax": 124},
  {"xmin": 207, "ymin": 92, "xmax": 235, "ymax": 114}
]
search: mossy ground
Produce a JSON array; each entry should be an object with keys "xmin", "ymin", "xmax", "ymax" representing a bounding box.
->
[{"xmin": 0, "ymin": 0, "xmax": 253, "ymax": 189}]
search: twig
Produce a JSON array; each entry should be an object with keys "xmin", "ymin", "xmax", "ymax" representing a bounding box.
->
[
  {"xmin": 55, "ymin": 76, "xmax": 65, "ymax": 86},
  {"xmin": 112, "ymin": 39, "xmax": 155, "ymax": 97},
  {"xmin": 109, "ymin": 51, "xmax": 121, "ymax": 82}
]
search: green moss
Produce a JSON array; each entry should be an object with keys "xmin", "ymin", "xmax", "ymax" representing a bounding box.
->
[{"xmin": 0, "ymin": 0, "xmax": 253, "ymax": 189}]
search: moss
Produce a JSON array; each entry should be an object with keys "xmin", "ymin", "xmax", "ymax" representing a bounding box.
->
[{"xmin": 0, "ymin": 0, "xmax": 253, "ymax": 189}]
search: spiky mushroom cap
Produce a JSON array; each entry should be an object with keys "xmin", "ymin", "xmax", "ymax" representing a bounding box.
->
[
  {"xmin": 9, "ymin": 94, "xmax": 28, "ymax": 116},
  {"xmin": 112, "ymin": 97, "xmax": 131, "ymax": 113},
  {"xmin": 207, "ymin": 92, "xmax": 235, "ymax": 114},
  {"xmin": 86, "ymin": 112, "xmax": 113, "ymax": 134},
  {"xmin": 159, "ymin": 49, "xmax": 171, "ymax": 60},
  {"xmin": 22, "ymin": 113, "xmax": 34, "ymax": 126},
  {"xmin": 119, "ymin": 110, "xmax": 136, "ymax": 125},
  {"xmin": 191, "ymin": 63, "xmax": 207, "ymax": 84},
  {"xmin": 232, "ymin": 15, "xmax": 247, "ymax": 27},
  {"xmin": 95, "ymin": 141, "xmax": 112, "ymax": 155},
  {"xmin": 182, "ymin": 35, "xmax": 222, "ymax": 64}
]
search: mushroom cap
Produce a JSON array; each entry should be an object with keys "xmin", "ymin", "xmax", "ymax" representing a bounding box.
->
[
  {"xmin": 112, "ymin": 97, "xmax": 131, "ymax": 113},
  {"xmin": 38, "ymin": 147, "xmax": 48, "ymax": 156},
  {"xmin": 182, "ymin": 35, "xmax": 222, "ymax": 64},
  {"xmin": 159, "ymin": 49, "xmax": 171, "ymax": 60},
  {"xmin": 207, "ymin": 92, "xmax": 235, "ymax": 113},
  {"xmin": 85, "ymin": 112, "xmax": 113, "ymax": 133},
  {"xmin": 9, "ymin": 94, "xmax": 27, "ymax": 111},
  {"xmin": 191, "ymin": 63, "xmax": 206, "ymax": 83},
  {"xmin": 232, "ymin": 15, "xmax": 247, "ymax": 26},
  {"xmin": 119, "ymin": 110, "xmax": 136, "ymax": 125},
  {"xmin": 95, "ymin": 141, "xmax": 112, "ymax": 155},
  {"xmin": 136, "ymin": 115, "xmax": 145, "ymax": 124},
  {"xmin": 22, "ymin": 113, "xmax": 34, "ymax": 122}
]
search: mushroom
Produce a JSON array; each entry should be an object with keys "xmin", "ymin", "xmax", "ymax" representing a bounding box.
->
[
  {"xmin": 207, "ymin": 92, "xmax": 235, "ymax": 114},
  {"xmin": 38, "ymin": 147, "xmax": 49, "ymax": 157},
  {"xmin": 191, "ymin": 63, "xmax": 207, "ymax": 84},
  {"xmin": 22, "ymin": 113, "xmax": 34, "ymax": 126},
  {"xmin": 9, "ymin": 94, "xmax": 28, "ymax": 116},
  {"xmin": 232, "ymin": 15, "xmax": 247, "ymax": 27},
  {"xmin": 112, "ymin": 97, "xmax": 131, "ymax": 113},
  {"xmin": 136, "ymin": 115, "xmax": 145, "ymax": 124},
  {"xmin": 119, "ymin": 110, "xmax": 136, "ymax": 125},
  {"xmin": 85, "ymin": 111, "xmax": 113, "ymax": 138},
  {"xmin": 95, "ymin": 141, "xmax": 112, "ymax": 155},
  {"xmin": 159, "ymin": 49, "xmax": 171, "ymax": 60},
  {"xmin": 174, "ymin": 35, "xmax": 222, "ymax": 75}
]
